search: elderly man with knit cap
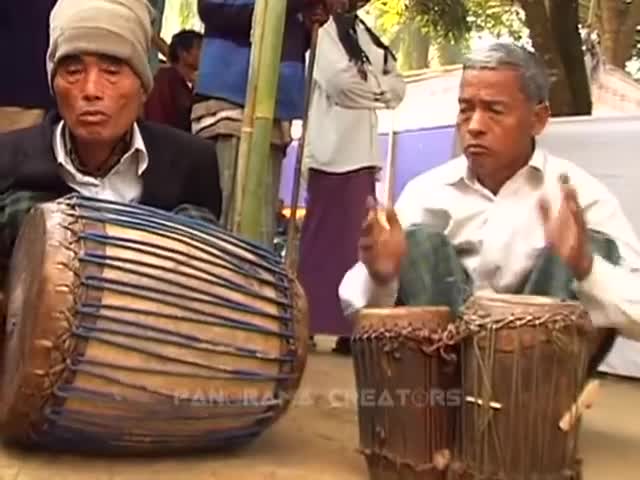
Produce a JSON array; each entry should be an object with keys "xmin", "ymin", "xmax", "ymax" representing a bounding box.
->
[{"xmin": 0, "ymin": 0, "xmax": 222, "ymax": 299}]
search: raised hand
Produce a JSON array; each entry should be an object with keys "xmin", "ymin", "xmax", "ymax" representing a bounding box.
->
[
  {"xmin": 538, "ymin": 176, "xmax": 593, "ymax": 281},
  {"xmin": 358, "ymin": 196, "xmax": 407, "ymax": 285}
]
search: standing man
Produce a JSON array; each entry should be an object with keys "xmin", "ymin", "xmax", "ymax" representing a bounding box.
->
[
  {"xmin": 298, "ymin": 5, "xmax": 405, "ymax": 354},
  {"xmin": 192, "ymin": 0, "xmax": 331, "ymax": 245},
  {"xmin": 0, "ymin": 0, "xmax": 57, "ymax": 133},
  {"xmin": 339, "ymin": 43, "xmax": 640, "ymax": 368}
]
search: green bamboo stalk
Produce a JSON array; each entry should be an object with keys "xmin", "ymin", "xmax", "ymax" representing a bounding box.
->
[
  {"xmin": 237, "ymin": 0, "xmax": 287, "ymax": 243},
  {"xmin": 231, "ymin": 0, "xmax": 267, "ymax": 233}
]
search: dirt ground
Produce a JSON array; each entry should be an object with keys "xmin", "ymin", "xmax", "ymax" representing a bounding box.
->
[{"xmin": 0, "ymin": 337, "xmax": 637, "ymax": 480}]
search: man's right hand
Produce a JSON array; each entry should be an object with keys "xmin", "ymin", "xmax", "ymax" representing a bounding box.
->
[{"xmin": 359, "ymin": 196, "xmax": 407, "ymax": 285}]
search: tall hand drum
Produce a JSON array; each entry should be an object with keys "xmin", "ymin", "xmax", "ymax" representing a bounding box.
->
[
  {"xmin": 453, "ymin": 293, "xmax": 591, "ymax": 480},
  {"xmin": 352, "ymin": 307, "xmax": 460, "ymax": 480},
  {"xmin": 1, "ymin": 195, "xmax": 309, "ymax": 453}
]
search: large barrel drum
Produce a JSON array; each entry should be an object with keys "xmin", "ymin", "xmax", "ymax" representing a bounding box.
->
[{"xmin": 0, "ymin": 195, "xmax": 309, "ymax": 454}]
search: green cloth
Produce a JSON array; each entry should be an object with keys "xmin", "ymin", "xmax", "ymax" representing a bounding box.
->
[
  {"xmin": 0, "ymin": 190, "xmax": 60, "ymax": 284},
  {"xmin": 397, "ymin": 225, "xmax": 621, "ymax": 312},
  {"xmin": 395, "ymin": 225, "xmax": 621, "ymax": 374}
]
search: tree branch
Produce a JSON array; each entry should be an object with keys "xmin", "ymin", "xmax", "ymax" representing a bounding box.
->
[{"xmin": 519, "ymin": 0, "xmax": 574, "ymax": 115}]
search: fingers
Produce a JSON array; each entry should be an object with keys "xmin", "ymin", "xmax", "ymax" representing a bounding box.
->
[
  {"xmin": 361, "ymin": 198, "xmax": 377, "ymax": 236},
  {"xmin": 561, "ymin": 184, "xmax": 588, "ymax": 232},
  {"xmin": 385, "ymin": 207, "xmax": 401, "ymax": 231},
  {"xmin": 538, "ymin": 195, "xmax": 552, "ymax": 225}
]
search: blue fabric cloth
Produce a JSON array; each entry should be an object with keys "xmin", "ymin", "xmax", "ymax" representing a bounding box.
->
[{"xmin": 195, "ymin": 0, "xmax": 309, "ymax": 120}]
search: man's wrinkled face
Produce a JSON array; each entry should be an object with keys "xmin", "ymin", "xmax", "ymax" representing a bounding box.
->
[
  {"xmin": 53, "ymin": 54, "xmax": 144, "ymax": 145},
  {"xmin": 456, "ymin": 68, "xmax": 549, "ymax": 185}
]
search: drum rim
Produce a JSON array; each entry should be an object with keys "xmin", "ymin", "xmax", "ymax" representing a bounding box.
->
[
  {"xmin": 355, "ymin": 305, "xmax": 453, "ymax": 334},
  {"xmin": 358, "ymin": 305, "xmax": 452, "ymax": 316},
  {"xmin": 0, "ymin": 202, "xmax": 72, "ymax": 436},
  {"xmin": 469, "ymin": 291, "xmax": 582, "ymax": 307}
]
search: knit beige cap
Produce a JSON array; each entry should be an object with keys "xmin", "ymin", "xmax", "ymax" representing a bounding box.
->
[{"xmin": 47, "ymin": 0, "xmax": 155, "ymax": 93}]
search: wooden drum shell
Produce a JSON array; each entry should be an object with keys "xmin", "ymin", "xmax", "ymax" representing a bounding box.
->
[
  {"xmin": 453, "ymin": 293, "xmax": 591, "ymax": 480},
  {"xmin": 352, "ymin": 306, "xmax": 460, "ymax": 480},
  {"xmin": 0, "ymin": 196, "xmax": 308, "ymax": 454}
]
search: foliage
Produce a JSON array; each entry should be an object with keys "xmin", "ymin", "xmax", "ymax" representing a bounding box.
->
[
  {"xmin": 367, "ymin": 0, "xmax": 526, "ymax": 45},
  {"xmin": 178, "ymin": 0, "xmax": 197, "ymax": 30},
  {"xmin": 465, "ymin": 0, "xmax": 527, "ymax": 41}
]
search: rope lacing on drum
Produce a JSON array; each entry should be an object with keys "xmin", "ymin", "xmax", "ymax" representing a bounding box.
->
[{"xmin": 454, "ymin": 302, "xmax": 588, "ymax": 479}]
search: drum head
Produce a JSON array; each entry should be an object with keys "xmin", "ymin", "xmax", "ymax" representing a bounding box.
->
[
  {"xmin": 470, "ymin": 291, "xmax": 580, "ymax": 307},
  {"xmin": 355, "ymin": 306, "xmax": 452, "ymax": 335},
  {"xmin": 0, "ymin": 202, "xmax": 75, "ymax": 438}
]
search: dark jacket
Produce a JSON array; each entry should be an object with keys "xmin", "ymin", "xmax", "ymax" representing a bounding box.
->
[
  {"xmin": 0, "ymin": 111, "xmax": 222, "ymax": 218},
  {"xmin": 0, "ymin": 0, "xmax": 57, "ymax": 109}
]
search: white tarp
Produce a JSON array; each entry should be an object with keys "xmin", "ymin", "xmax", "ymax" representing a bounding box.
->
[{"xmin": 539, "ymin": 114, "xmax": 640, "ymax": 379}]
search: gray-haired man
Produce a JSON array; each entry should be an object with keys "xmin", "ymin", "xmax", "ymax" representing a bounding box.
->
[{"xmin": 339, "ymin": 42, "xmax": 640, "ymax": 371}]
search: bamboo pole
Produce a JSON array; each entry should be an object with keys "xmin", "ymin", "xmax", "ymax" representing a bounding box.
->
[
  {"xmin": 237, "ymin": 0, "xmax": 288, "ymax": 243},
  {"xmin": 231, "ymin": 0, "xmax": 268, "ymax": 233},
  {"xmin": 383, "ymin": 111, "xmax": 397, "ymax": 206},
  {"xmin": 285, "ymin": 24, "xmax": 320, "ymax": 271}
]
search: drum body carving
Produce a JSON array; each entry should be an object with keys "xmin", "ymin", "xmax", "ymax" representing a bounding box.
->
[
  {"xmin": 352, "ymin": 307, "xmax": 460, "ymax": 480},
  {"xmin": 1, "ymin": 195, "xmax": 308, "ymax": 453},
  {"xmin": 454, "ymin": 293, "xmax": 590, "ymax": 480}
]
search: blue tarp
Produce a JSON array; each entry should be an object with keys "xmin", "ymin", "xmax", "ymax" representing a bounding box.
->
[{"xmin": 278, "ymin": 124, "xmax": 457, "ymax": 207}]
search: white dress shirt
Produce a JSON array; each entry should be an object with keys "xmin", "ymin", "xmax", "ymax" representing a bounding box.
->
[
  {"xmin": 303, "ymin": 17, "xmax": 406, "ymax": 174},
  {"xmin": 339, "ymin": 147, "xmax": 640, "ymax": 341},
  {"xmin": 53, "ymin": 121, "xmax": 149, "ymax": 203}
]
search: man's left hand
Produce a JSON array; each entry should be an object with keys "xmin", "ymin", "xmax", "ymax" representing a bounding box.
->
[{"xmin": 538, "ymin": 180, "xmax": 594, "ymax": 281}]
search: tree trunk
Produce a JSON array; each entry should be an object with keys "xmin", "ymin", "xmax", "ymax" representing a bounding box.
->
[
  {"xmin": 436, "ymin": 41, "xmax": 464, "ymax": 66},
  {"xmin": 550, "ymin": 0, "xmax": 592, "ymax": 114},
  {"xmin": 599, "ymin": 0, "xmax": 623, "ymax": 64},
  {"xmin": 599, "ymin": 0, "xmax": 640, "ymax": 68},
  {"xmin": 618, "ymin": 0, "xmax": 640, "ymax": 67},
  {"xmin": 519, "ymin": 0, "xmax": 574, "ymax": 115},
  {"xmin": 399, "ymin": 21, "xmax": 431, "ymax": 70}
]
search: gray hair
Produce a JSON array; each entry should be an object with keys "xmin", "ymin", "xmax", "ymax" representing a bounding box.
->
[{"xmin": 462, "ymin": 42, "xmax": 550, "ymax": 104}]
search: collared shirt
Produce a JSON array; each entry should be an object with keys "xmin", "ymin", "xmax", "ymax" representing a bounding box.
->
[
  {"xmin": 338, "ymin": 147, "xmax": 640, "ymax": 341},
  {"xmin": 52, "ymin": 121, "xmax": 149, "ymax": 203}
]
